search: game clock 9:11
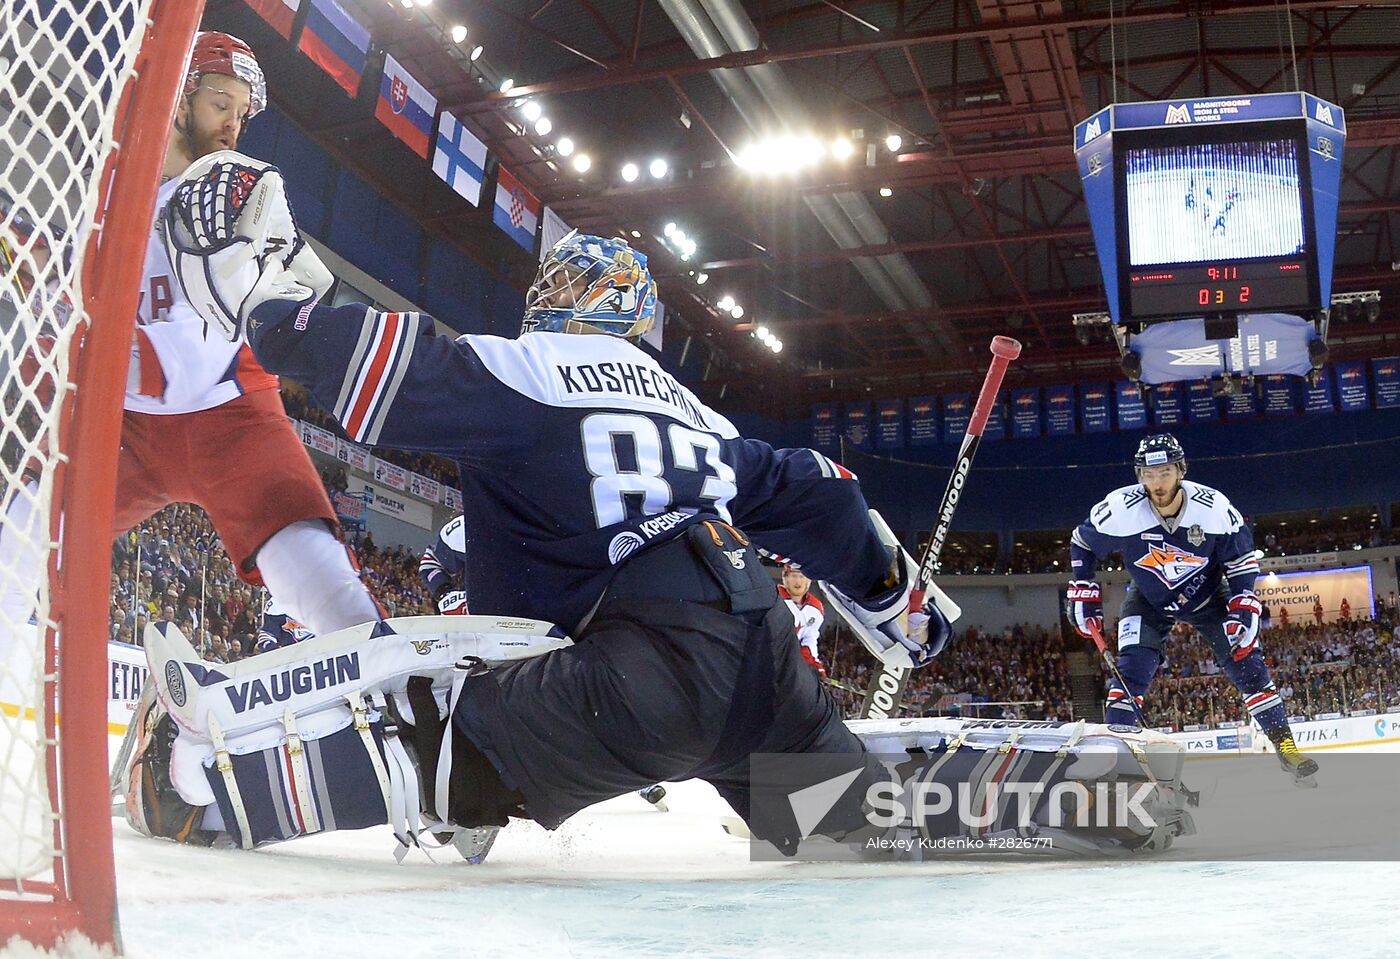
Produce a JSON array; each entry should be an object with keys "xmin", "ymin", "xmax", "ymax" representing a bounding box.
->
[{"xmin": 1127, "ymin": 259, "xmax": 1312, "ymax": 320}]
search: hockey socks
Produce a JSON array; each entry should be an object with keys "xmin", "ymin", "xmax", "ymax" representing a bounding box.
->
[{"xmin": 256, "ymin": 519, "xmax": 384, "ymax": 635}]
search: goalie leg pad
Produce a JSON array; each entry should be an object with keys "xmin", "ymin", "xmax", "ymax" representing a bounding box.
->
[
  {"xmin": 848, "ymin": 718, "xmax": 1196, "ymax": 857},
  {"xmin": 202, "ymin": 695, "xmax": 399, "ymax": 847}
]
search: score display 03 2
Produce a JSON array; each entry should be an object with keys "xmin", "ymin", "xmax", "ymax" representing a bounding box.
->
[{"xmin": 1127, "ymin": 258, "xmax": 1312, "ymax": 320}]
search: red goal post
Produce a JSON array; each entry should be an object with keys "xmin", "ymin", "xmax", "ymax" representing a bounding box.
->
[{"xmin": 0, "ymin": 0, "xmax": 204, "ymax": 949}]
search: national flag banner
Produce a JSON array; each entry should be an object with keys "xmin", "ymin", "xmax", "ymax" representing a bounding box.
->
[
  {"xmin": 432, "ymin": 112, "xmax": 487, "ymax": 207},
  {"xmin": 1152, "ymin": 381, "xmax": 1184, "ymax": 426},
  {"xmin": 1115, "ymin": 382, "xmax": 1147, "ymax": 430},
  {"xmin": 908, "ymin": 396, "xmax": 938, "ymax": 447},
  {"xmin": 1011, "ymin": 387, "xmax": 1040, "ymax": 438},
  {"xmin": 376, "ymin": 53, "xmax": 437, "ymax": 158},
  {"xmin": 942, "ymin": 393, "xmax": 971, "ymax": 444},
  {"xmin": 493, "ymin": 165, "xmax": 541, "ymax": 252},
  {"xmin": 811, "ymin": 403, "xmax": 839, "ymax": 453},
  {"xmin": 243, "ymin": 0, "xmax": 301, "ymax": 39},
  {"xmin": 875, "ymin": 398, "xmax": 904, "ymax": 449},
  {"xmin": 298, "ymin": 0, "xmax": 369, "ymax": 97},
  {"xmin": 843, "ymin": 402, "xmax": 873, "ymax": 452},
  {"xmin": 1302, "ymin": 367, "xmax": 1334, "ymax": 413},
  {"xmin": 1225, "ymin": 384, "xmax": 1257, "ymax": 420},
  {"xmin": 1080, "ymin": 383, "xmax": 1111, "ymax": 433},
  {"xmin": 1335, "ymin": 361, "xmax": 1369, "ymax": 411},
  {"xmin": 540, "ymin": 206, "xmax": 573, "ymax": 261},
  {"xmin": 1187, "ymin": 379, "xmax": 1218, "ymax": 424},
  {"xmin": 1374, "ymin": 357, "xmax": 1400, "ymax": 408},
  {"xmin": 1261, "ymin": 375, "xmax": 1295, "ymax": 416},
  {"xmin": 1045, "ymin": 385, "xmax": 1075, "ymax": 436}
]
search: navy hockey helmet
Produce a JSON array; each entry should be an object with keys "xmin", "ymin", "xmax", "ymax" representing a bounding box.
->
[
  {"xmin": 522, "ymin": 231, "xmax": 657, "ymax": 340},
  {"xmin": 1133, "ymin": 434, "xmax": 1186, "ymax": 475}
]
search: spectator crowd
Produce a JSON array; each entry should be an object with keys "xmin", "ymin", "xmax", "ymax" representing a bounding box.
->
[{"xmin": 109, "ymin": 501, "xmax": 434, "ymax": 663}]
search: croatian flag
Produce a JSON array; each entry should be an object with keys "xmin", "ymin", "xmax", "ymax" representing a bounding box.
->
[
  {"xmin": 432, "ymin": 113, "xmax": 487, "ymax": 207},
  {"xmin": 493, "ymin": 165, "xmax": 540, "ymax": 252},
  {"xmin": 376, "ymin": 54, "xmax": 437, "ymax": 159},
  {"xmin": 297, "ymin": 0, "xmax": 368, "ymax": 97},
  {"xmin": 243, "ymin": 0, "xmax": 301, "ymax": 40}
]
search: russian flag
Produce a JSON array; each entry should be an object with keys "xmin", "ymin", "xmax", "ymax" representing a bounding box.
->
[
  {"xmin": 243, "ymin": 0, "xmax": 301, "ymax": 40},
  {"xmin": 493, "ymin": 165, "xmax": 540, "ymax": 253},
  {"xmin": 432, "ymin": 112, "xmax": 487, "ymax": 207},
  {"xmin": 298, "ymin": 0, "xmax": 370, "ymax": 97},
  {"xmin": 376, "ymin": 54, "xmax": 438, "ymax": 159}
]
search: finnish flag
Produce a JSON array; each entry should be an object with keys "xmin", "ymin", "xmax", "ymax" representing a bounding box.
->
[{"xmin": 432, "ymin": 113, "xmax": 487, "ymax": 207}]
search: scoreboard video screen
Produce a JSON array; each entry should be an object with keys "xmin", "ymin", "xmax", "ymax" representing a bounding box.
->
[{"xmin": 1115, "ymin": 123, "xmax": 1317, "ymax": 321}]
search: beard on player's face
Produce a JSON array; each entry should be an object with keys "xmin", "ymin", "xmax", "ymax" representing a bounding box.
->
[
  {"xmin": 177, "ymin": 79, "xmax": 251, "ymax": 161},
  {"xmin": 1140, "ymin": 465, "xmax": 1183, "ymax": 508}
]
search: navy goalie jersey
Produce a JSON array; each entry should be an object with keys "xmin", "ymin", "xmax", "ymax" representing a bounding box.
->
[
  {"xmin": 250, "ymin": 304, "xmax": 892, "ymax": 632},
  {"xmin": 1069, "ymin": 480, "xmax": 1259, "ymax": 614}
]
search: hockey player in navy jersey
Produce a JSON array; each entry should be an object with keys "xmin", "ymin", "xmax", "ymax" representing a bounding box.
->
[
  {"xmin": 1067, "ymin": 434, "xmax": 1317, "ymax": 785},
  {"xmin": 127, "ymin": 174, "xmax": 960, "ymax": 855},
  {"xmin": 419, "ymin": 514, "xmax": 469, "ymax": 614}
]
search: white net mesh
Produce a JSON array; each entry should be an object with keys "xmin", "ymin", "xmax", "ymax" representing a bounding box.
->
[{"xmin": 1, "ymin": 0, "xmax": 158, "ymax": 892}]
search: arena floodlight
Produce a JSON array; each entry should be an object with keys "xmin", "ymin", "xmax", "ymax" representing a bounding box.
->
[
  {"xmin": 717, "ymin": 295, "xmax": 735, "ymax": 312},
  {"xmin": 831, "ymin": 137, "xmax": 854, "ymax": 160},
  {"xmin": 879, "ymin": 186, "xmax": 893, "ymax": 197},
  {"xmin": 755, "ymin": 325, "xmax": 770, "ymax": 340},
  {"xmin": 521, "ymin": 100, "xmax": 542, "ymax": 122},
  {"xmin": 885, "ymin": 134, "xmax": 902, "ymax": 152},
  {"xmin": 572, "ymin": 154, "xmax": 592, "ymax": 173},
  {"xmin": 556, "ymin": 137, "xmax": 574, "ymax": 157},
  {"xmin": 499, "ymin": 78, "xmax": 514, "ymax": 94},
  {"xmin": 621, "ymin": 162, "xmax": 639, "ymax": 182},
  {"xmin": 664, "ymin": 222, "xmax": 677, "ymax": 237},
  {"xmin": 771, "ymin": 339, "xmax": 783, "ymax": 353},
  {"xmin": 450, "ymin": 24, "xmax": 467, "ymax": 43},
  {"xmin": 649, "ymin": 158, "xmax": 669, "ymax": 179},
  {"xmin": 696, "ymin": 272, "xmax": 709, "ymax": 285},
  {"xmin": 470, "ymin": 45, "xmax": 484, "ymax": 61}
]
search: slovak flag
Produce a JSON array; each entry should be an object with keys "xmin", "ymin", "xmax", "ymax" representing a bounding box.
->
[
  {"xmin": 493, "ymin": 165, "xmax": 541, "ymax": 252},
  {"xmin": 375, "ymin": 54, "xmax": 437, "ymax": 159},
  {"xmin": 432, "ymin": 112, "xmax": 487, "ymax": 207}
]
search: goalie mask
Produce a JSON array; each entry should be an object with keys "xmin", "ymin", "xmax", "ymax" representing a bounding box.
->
[
  {"xmin": 185, "ymin": 31, "xmax": 266, "ymax": 120},
  {"xmin": 522, "ymin": 231, "xmax": 657, "ymax": 340}
]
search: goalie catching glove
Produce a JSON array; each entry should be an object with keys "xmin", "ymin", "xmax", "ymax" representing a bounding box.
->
[
  {"xmin": 825, "ymin": 510, "xmax": 959, "ymax": 669},
  {"xmin": 160, "ymin": 150, "xmax": 331, "ymax": 342}
]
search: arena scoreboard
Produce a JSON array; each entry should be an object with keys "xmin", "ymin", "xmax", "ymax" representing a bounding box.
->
[{"xmin": 1075, "ymin": 93, "xmax": 1345, "ymax": 329}]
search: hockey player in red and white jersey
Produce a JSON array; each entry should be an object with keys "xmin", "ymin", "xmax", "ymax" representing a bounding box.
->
[
  {"xmin": 117, "ymin": 33, "xmax": 379, "ymax": 639},
  {"xmin": 780, "ymin": 565, "xmax": 826, "ymax": 679}
]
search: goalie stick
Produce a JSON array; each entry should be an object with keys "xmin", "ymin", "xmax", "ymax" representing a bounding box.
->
[{"xmin": 858, "ymin": 336, "xmax": 1022, "ymax": 719}]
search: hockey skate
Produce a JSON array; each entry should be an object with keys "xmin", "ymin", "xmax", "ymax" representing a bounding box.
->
[
  {"xmin": 1267, "ymin": 729, "xmax": 1319, "ymax": 788},
  {"xmin": 451, "ymin": 825, "xmax": 502, "ymax": 864}
]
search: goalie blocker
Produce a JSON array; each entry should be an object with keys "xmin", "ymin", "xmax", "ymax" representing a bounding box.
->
[{"xmin": 126, "ymin": 617, "xmax": 1195, "ymax": 860}]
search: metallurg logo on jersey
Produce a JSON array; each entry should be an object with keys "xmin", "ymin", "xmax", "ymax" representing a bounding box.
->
[{"xmin": 1133, "ymin": 542, "xmax": 1208, "ymax": 588}]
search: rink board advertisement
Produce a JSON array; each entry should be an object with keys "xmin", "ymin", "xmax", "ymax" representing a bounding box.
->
[
  {"xmin": 345, "ymin": 477, "xmax": 435, "ymax": 529},
  {"xmin": 1253, "ymin": 565, "xmax": 1375, "ymax": 622}
]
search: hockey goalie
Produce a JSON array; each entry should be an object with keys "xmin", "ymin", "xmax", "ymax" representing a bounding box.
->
[{"xmin": 121, "ymin": 132, "xmax": 1196, "ymax": 863}]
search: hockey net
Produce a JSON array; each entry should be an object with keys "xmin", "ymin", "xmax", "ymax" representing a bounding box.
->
[{"xmin": 1, "ymin": 0, "xmax": 203, "ymax": 949}]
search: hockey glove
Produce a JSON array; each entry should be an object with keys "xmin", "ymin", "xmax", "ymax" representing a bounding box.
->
[
  {"xmin": 825, "ymin": 510, "xmax": 959, "ymax": 669},
  {"xmin": 161, "ymin": 150, "xmax": 331, "ymax": 343},
  {"xmin": 436, "ymin": 590, "xmax": 470, "ymax": 616},
  {"xmin": 1065, "ymin": 580, "xmax": 1103, "ymax": 640},
  {"xmin": 1224, "ymin": 590, "xmax": 1262, "ymax": 660}
]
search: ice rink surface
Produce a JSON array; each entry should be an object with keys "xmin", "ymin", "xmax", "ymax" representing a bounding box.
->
[{"xmin": 99, "ymin": 740, "xmax": 1400, "ymax": 959}]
